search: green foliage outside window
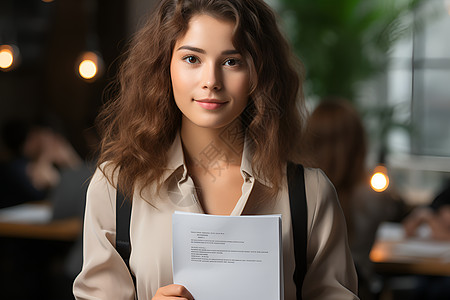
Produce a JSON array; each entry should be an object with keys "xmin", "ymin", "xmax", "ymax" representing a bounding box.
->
[{"xmin": 278, "ymin": 0, "xmax": 426, "ymax": 101}]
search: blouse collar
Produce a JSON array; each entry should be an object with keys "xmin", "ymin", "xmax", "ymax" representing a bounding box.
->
[{"xmin": 162, "ymin": 132, "xmax": 272, "ymax": 188}]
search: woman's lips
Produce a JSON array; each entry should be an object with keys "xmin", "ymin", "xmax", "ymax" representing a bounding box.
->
[{"xmin": 195, "ymin": 99, "xmax": 227, "ymax": 110}]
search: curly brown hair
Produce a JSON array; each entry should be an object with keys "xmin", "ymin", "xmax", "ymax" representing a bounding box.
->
[{"xmin": 97, "ymin": 0, "xmax": 306, "ymax": 198}]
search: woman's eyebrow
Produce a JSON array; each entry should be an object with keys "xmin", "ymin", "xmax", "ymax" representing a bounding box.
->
[
  {"xmin": 221, "ymin": 49, "xmax": 239, "ymax": 55},
  {"xmin": 177, "ymin": 45, "xmax": 205, "ymax": 53},
  {"xmin": 177, "ymin": 45, "xmax": 240, "ymax": 55}
]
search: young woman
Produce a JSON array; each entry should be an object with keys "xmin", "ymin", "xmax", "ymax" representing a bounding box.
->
[{"xmin": 73, "ymin": 0, "xmax": 359, "ymax": 299}]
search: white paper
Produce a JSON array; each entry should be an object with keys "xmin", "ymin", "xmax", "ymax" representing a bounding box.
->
[
  {"xmin": 393, "ymin": 240, "xmax": 450, "ymax": 259},
  {"xmin": 172, "ymin": 211, "xmax": 282, "ymax": 300},
  {"xmin": 376, "ymin": 222, "xmax": 406, "ymax": 241}
]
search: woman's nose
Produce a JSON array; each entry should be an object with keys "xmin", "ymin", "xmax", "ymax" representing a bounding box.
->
[{"xmin": 202, "ymin": 64, "xmax": 222, "ymax": 91}]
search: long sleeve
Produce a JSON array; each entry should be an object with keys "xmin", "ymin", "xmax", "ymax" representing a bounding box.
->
[
  {"xmin": 73, "ymin": 168, "xmax": 136, "ymax": 300},
  {"xmin": 302, "ymin": 168, "xmax": 359, "ymax": 300}
]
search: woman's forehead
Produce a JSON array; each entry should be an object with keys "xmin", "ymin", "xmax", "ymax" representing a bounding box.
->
[{"xmin": 174, "ymin": 14, "xmax": 236, "ymax": 51}]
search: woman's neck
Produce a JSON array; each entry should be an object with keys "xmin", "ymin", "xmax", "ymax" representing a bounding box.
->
[{"xmin": 180, "ymin": 118, "xmax": 244, "ymax": 171}]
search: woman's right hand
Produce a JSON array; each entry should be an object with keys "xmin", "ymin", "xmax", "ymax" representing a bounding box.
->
[{"xmin": 152, "ymin": 284, "xmax": 194, "ymax": 300}]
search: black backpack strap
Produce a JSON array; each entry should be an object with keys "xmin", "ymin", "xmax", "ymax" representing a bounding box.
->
[
  {"xmin": 287, "ymin": 162, "xmax": 307, "ymax": 300},
  {"xmin": 115, "ymin": 188, "xmax": 136, "ymax": 288}
]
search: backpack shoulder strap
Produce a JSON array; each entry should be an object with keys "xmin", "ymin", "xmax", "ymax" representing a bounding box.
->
[
  {"xmin": 115, "ymin": 188, "xmax": 134, "ymax": 280},
  {"xmin": 287, "ymin": 162, "xmax": 307, "ymax": 300}
]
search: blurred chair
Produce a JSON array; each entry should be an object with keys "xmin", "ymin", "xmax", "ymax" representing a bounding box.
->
[
  {"xmin": 49, "ymin": 162, "xmax": 94, "ymax": 280},
  {"xmin": 50, "ymin": 164, "xmax": 92, "ymax": 221}
]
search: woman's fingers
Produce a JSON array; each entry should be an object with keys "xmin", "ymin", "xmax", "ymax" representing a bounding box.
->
[{"xmin": 153, "ymin": 284, "xmax": 194, "ymax": 300}]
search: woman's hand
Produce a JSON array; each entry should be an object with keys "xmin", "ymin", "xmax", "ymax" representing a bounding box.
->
[
  {"xmin": 403, "ymin": 206, "xmax": 450, "ymax": 240},
  {"xmin": 402, "ymin": 207, "xmax": 434, "ymax": 237},
  {"xmin": 152, "ymin": 284, "xmax": 194, "ymax": 300}
]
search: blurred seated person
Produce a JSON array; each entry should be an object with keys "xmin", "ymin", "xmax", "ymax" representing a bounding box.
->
[
  {"xmin": 300, "ymin": 98, "xmax": 405, "ymax": 299},
  {"xmin": 403, "ymin": 180, "xmax": 450, "ymax": 240},
  {"xmin": 0, "ymin": 118, "xmax": 82, "ymax": 208},
  {"xmin": 401, "ymin": 181, "xmax": 450, "ymax": 300}
]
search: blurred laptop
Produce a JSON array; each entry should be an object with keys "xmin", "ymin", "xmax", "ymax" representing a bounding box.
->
[{"xmin": 50, "ymin": 162, "xmax": 94, "ymax": 221}]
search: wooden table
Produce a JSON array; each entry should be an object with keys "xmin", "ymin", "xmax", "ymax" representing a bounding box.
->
[
  {"xmin": 0, "ymin": 202, "xmax": 82, "ymax": 241},
  {"xmin": 0, "ymin": 217, "xmax": 82, "ymax": 241},
  {"xmin": 370, "ymin": 223, "xmax": 450, "ymax": 276}
]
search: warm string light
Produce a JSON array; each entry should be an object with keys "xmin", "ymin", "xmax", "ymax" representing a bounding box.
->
[
  {"xmin": 79, "ymin": 59, "xmax": 97, "ymax": 79},
  {"xmin": 370, "ymin": 165, "xmax": 390, "ymax": 192},
  {"xmin": 0, "ymin": 48, "xmax": 14, "ymax": 69},
  {"xmin": 77, "ymin": 51, "xmax": 103, "ymax": 81},
  {"xmin": 0, "ymin": 45, "xmax": 15, "ymax": 71},
  {"xmin": 0, "ymin": 45, "xmax": 19, "ymax": 71},
  {"xmin": 77, "ymin": 0, "xmax": 102, "ymax": 82}
]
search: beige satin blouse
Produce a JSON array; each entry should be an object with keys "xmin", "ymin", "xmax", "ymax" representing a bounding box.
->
[{"xmin": 73, "ymin": 134, "xmax": 359, "ymax": 299}]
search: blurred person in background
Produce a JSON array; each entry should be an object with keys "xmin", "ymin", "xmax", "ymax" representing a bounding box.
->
[
  {"xmin": 403, "ymin": 180, "xmax": 450, "ymax": 240},
  {"xmin": 401, "ymin": 180, "xmax": 450, "ymax": 300},
  {"xmin": 0, "ymin": 117, "xmax": 82, "ymax": 208},
  {"xmin": 300, "ymin": 98, "xmax": 405, "ymax": 300},
  {"xmin": 0, "ymin": 116, "xmax": 88, "ymax": 299}
]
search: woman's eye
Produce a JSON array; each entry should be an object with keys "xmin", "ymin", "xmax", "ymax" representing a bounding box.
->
[
  {"xmin": 224, "ymin": 58, "xmax": 239, "ymax": 67},
  {"xmin": 183, "ymin": 55, "xmax": 199, "ymax": 64}
]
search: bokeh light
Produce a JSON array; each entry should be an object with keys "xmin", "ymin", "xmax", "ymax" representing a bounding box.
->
[
  {"xmin": 370, "ymin": 166, "xmax": 390, "ymax": 192},
  {"xmin": 79, "ymin": 59, "xmax": 97, "ymax": 79},
  {"xmin": 77, "ymin": 51, "xmax": 103, "ymax": 81},
  {"xmin": 0, "ymin": 45, "xmax": 17, "ymax": 71}
]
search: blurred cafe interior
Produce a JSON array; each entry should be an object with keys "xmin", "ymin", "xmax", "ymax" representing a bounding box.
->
[{"xmin": 0, "ymin": 0, "xmax": 450, "ymax": 299}]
